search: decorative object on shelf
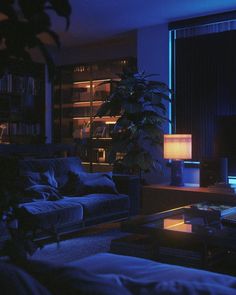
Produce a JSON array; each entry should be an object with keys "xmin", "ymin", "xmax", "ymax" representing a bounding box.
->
[
  {"xmin": 0, "ymin": 123, "xmax": 8, "ymax": 143},
  {"xmin": 0, "ymin": 0, "xmax": 71, "ymax": 80},
  {"xmin": 164, "ymin": 134, "xmax": 192, "ymax": 186},
  {"xmin": 96, "ymin": 68, "xmax": 170, "ymax": 174},
  {"xmin": 82, "ymin": 122, "xmax": 91, "ymax": 139}
]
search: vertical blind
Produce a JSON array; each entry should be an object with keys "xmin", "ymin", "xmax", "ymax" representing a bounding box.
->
[{"xmin": 175, "ymin": 30, "xmax": 236, "ymax": 160}]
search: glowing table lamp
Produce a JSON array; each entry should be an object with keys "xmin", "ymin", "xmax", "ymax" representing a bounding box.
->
[{"xmin": 164, "ymin": 134, "xmax": 192, "ymax": 186}]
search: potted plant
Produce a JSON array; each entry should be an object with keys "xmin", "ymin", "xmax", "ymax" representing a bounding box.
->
[{"xmin": 96, "ymin": 68, "xmax": 171, "ymax": 176}]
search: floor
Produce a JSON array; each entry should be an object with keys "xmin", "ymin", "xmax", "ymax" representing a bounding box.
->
[{"xmin": 32, "ymin": 222, "xmax": 128, "ymax": 264}]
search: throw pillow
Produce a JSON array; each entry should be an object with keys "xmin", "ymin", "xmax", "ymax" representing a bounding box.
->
[
  {"xmin": 59, "ymin": 171, "xmax": 83, "ymax": 196},
  {"xmin": 22, "ymin": 168, "xmax": 58, "ymax": 188},
  {"xmin": 60, "ymin": 171, "xmax": 118, "ymax": 196},
  {"xmin": 25, "ymin": 185, "xmax": 62, "ymax": 201},
  {"xmin": 79, "ymin": 171, "xmax": 118, "ymax": 195}
]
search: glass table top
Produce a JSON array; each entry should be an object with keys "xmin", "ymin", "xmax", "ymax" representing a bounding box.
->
[{"xmin": 140, "ymin": 203, "xmax": 236, "ymax": 235}]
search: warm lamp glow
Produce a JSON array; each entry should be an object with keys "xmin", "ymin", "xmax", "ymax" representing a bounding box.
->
[{"xmin": 164, "ymin": 134, "xmax": 192, "ymax": 160}]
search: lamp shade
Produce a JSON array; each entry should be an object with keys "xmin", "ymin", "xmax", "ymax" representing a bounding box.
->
[{"xmin": 164, "ymin": 134, "xmax": 192, "ymax": 160}]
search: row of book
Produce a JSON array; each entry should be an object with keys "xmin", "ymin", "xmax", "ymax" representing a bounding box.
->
[
  {"xmin": 0, "ymin": 73, "xmax": 41, "ymax": 95},
  {"xmin": 72, "ymin": 88, "xmax": 109, "ymax": 101},
  {"xmin": 8, "ymin": 123, "xmax": 41, "ymax": 135},
  {"xmin": 54, "ymin": 106, "xmax": 101, "ymax": 118}
]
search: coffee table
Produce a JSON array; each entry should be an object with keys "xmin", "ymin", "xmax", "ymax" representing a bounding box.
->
[{"xmin": 111, "ymin": 203, "xmax": 236, "ymax": 269}]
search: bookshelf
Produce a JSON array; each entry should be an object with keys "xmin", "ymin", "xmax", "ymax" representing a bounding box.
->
[
  {"xmin": 53, "ymin": 57, "xmax": 136, "ymax": 171},
  {"xmin": 0, "ymin": 63, "xmax": 45, "ymax": 144}
]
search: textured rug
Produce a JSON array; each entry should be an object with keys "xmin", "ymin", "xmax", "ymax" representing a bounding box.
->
[{"xmin": 31, "ymin": 223, "xmax": 128, "ymax": 264}]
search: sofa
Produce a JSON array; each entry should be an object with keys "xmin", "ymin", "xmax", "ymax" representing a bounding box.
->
[
  {"xmin": 1, "ymin": 156, "xmax": 140, "ymax": 242},
  {"xmin": 2, "ymin": 253, "xmax": 236, "ymax": 294}
]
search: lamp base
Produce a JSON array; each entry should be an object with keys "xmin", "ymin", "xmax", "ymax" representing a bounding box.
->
[{"xmin": 170, "ymin": 160, "xmax": 184, "ymax": 186}]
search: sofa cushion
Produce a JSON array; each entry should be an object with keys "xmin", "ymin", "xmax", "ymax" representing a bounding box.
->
[
  {"xmin": 24, "ymin": 185, "xmax": 62, "ymax": 201},
  {"xmin": 64, "ymin": 194, "xmax": 129, "ymax": 219},
  {"xmin": 19, "ymin": 157, "xmax": 84, "ymax": 187},
  {"xmin": 18, "ymin": 199, "xmax": 84, "ymax": 230},
  {"xmin": 60, "ymin": 171, "xmax": 118, "ymax": 196},
  {"xmin": 22, "ymin": 168, "xmax": 58, "ymax": 188}
]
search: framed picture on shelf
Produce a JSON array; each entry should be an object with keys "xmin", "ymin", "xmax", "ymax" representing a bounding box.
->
[
  {"xmin": 0, "ymin": 123, "xmax": 8, "ymax": 143},
  {"xmin": 94, "ymin": 126, "xmax": 106, "ymax": 138},
  {"xmin": 93, "ymin": 148, "xmax": 106, "ymax": 163}
]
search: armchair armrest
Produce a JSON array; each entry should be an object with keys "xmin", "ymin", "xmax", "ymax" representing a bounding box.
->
[{"xmin": 112, "ymin": 174, "xmax": 141, "ymax": 215}]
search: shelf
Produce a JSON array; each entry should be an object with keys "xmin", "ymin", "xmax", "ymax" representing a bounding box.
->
[
  {"xmin": 54, "ymin": 103, "xmax": 74, "ymax": 108},
  {"xmin": 73, "ymin": 101, "xmax": 104, "ymax": 107},
  {"xmin": 73, "ymin": 116, "xmax": 118, "ymax": 122},
  {"xmin": 53, "ymin": 57, "xmax": 136, "ymax": 157},
  {"xmin": 92, "ymin": 137, "xmax": 112, "ymax": 140},
  {"xmin": 73, "ymin": 79, "xmax": 110, "ymax": 84},
  {"xmin": 82, "ymin": 161, "xmax": 112, "ymax": 166},
  {"xmin": 0, "ymin": 63, "xmax": 44, "ymax": 144}
]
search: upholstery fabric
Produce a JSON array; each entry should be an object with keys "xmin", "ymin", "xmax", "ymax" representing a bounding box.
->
[
  {"xmin": 18, "ymin": 199, "xmax": 83, "ymax": 230},
  {"xmin": 24, "ymin": 185, "xmax": 62, "ymax": 201},
  {"xmin": 0, "ymin": 262, "xmax": 51, "ymax": 295},
  {"xmin": 14, "ymin": 157, "xmax": 139, "ymax": 236},
  {"xmin": 18, "ymin": 260, "xmax": 130, "ymax": 295},
  {"xmin": 76, "ymin": 171, "xmax": 118, "ymax": 195},
  {"xmin": 64, "ymin": 194, "xmax": 129, "ymax": 218},
  {"xmin": 19, "ymin": 157, "xmax": 84, "ymax": 187},
  {"xmin": 73, "ymin": 253, "xmax": 236, "ymax": 282},
  {"xmin": 60, "ymin": 171, "xmax": 118, "ymax": 196},
  {"xmin": 70, "ymin": 253, "xmax": 236, "ymax": 294},
  {"xmin": 12, "ymin": 254, "xmax": 236, "ymax": 295},
  {"xmin": 21, "ymin": 169, "xmax": 58, "ymax": 188}
]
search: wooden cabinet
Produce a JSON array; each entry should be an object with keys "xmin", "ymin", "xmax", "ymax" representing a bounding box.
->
[
  {"xmin": 53, "ymin": 58, "xmax": 136, "ymax": 171},
  {"xmin": 0, "ymin": 63, "xmax": 45, "ymax": 144}
]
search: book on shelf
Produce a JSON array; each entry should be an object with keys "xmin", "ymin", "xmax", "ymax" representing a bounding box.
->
[
  {"xmin": 72, "ymin": 87, "xmax": 90, "ymax": 101},
  {"xmin": 0, "ymin": 73, "xmax": 41, "ymax": 96}
]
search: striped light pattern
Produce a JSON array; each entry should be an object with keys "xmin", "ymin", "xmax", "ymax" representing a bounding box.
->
[{"xmin": 164, "ymin": 134, "xmax": 192, "ymax": 160}]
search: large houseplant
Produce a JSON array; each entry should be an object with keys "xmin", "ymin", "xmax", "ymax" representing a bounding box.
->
[{"xmin": 96, "ymin": 68, "xmax": 170, "ymax": 175}]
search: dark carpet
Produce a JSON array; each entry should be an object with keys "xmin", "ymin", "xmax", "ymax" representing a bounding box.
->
[{"xmin": 32, "ymin": 223, "xmax": 128, "ymax": 264}]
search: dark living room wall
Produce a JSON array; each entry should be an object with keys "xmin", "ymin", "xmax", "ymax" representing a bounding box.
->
[{"xmin": 53, "ymin": 31, "xmax": 137, "ymax": 65}]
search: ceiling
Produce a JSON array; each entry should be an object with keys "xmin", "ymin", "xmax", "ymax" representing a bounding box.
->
[{"xmin": 51, "ymin": 0, "xmax": 236, "ymax": 46}]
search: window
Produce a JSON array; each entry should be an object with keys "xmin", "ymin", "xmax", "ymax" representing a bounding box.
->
[{"xmin": 170, "ymin": 15, "xmax": 236, "ymax": 161}]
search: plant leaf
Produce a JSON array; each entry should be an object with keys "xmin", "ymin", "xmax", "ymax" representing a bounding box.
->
[{"xmin": 48, "ymin": 0, "xmax": 71, "ymax": 30}]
